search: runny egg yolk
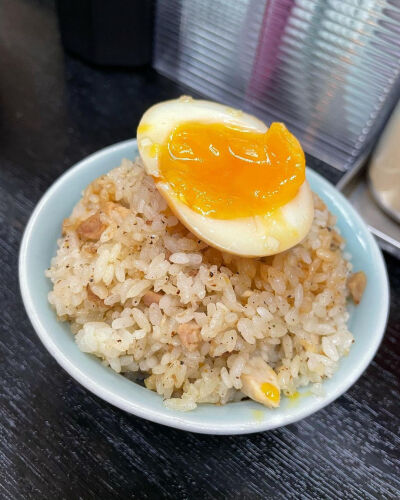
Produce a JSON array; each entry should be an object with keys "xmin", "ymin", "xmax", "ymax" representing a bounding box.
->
[
  {"xmin": 261, "ymin": 382, "xmax": 280, "ymax": 404},
  {"xmin": 157, "ymin": 121, "xmax": 305, "ymax": 219}
]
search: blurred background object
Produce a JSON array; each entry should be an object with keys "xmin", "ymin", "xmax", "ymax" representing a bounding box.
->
[
  {"xmin": 57, "ymin": 0, "xmax": 154, "ymax": 66},
  {"xmin": 369, "ymin": 100, "xmax": 400, "ymax": 224},
  {"xmin": 341, "ymin": 99, "xmax": 400, "ymax": 257},
  {"xmin": 153, "ymin": 0, "xmax": 400, "ymax": 176}
]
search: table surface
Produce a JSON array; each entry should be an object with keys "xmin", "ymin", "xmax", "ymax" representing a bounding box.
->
[{"xmin": 1, "ymin": 1, "xmax": 399, "ymax": 498}]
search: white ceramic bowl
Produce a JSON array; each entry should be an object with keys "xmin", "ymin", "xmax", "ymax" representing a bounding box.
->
[{"xmin": 19, "ymin": 139, "xmax": 389, "ymax": 434}]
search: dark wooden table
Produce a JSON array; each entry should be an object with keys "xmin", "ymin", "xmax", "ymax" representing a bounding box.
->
[{"xmin": 1, "ymin": 1, "xmax": 399, "ymax": 498}]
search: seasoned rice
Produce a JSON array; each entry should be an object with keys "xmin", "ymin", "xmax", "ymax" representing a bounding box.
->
[{"xmin": 46, "ymin": 158, "xmax": 354, "ymax": 411}]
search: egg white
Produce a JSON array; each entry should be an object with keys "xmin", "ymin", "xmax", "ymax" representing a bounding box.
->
[{"xmin": 137, "ymin": 96, "xmax": 314, "ymax": 257}]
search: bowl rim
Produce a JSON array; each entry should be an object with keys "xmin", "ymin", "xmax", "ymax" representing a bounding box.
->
[{"xmin": 19, "ymin": 138, "xmax": 390, "ymax": 434}]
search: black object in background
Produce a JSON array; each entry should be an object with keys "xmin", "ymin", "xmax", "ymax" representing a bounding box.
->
[{"xmin": 56, "ymin": 0, "xmax": 154, "ymax": 66}]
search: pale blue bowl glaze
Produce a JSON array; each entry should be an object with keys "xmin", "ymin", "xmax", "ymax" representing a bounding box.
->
[{"xmin": 19, "ymin": 139, "xmax": 389, "ymax": 434}]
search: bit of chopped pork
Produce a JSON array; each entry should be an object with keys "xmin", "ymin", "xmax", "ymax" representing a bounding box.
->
[
  {"xmin": 177, "ymin": 321, "xmax": 201, "ymax": 352},
  {"xmin": 142, "ymin": 291, "xmax": 162, "ymax": 307},
  {"xmin": 77, "ymin": 212, "xmax": 106, "ymax": 241},
  {"xmin": 73, "ymin": 202, "xmax": 130, "ymax": 242},
  {"xmin": 348, "ymin": 271, "xmax": 367, "ymax": 305}
]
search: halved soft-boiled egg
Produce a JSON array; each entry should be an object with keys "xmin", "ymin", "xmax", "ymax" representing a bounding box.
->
[{"xmin": 137, "ymin": 96, "xmax": 314, "ymax": 257}]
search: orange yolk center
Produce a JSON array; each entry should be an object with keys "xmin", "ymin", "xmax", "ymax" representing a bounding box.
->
[
  {"xmin": 261, "ymin": 382, "xmax": 280, "ymax": 403},
  {"xmin": 158, "ymin": 121, "xmax": 305, "ymax": 219}
]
